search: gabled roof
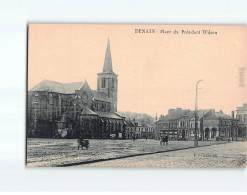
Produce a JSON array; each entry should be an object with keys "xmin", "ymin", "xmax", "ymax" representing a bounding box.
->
[
  {"xmin": 188, "ymin": 109, "xmax": 215, "ymax": 120},
  {"xmin": 126, "ymin": 120, "xmax": 136, "ymax": 127},
  {"xmin": 204, "ymin": 112, "xmax": 232, "ymax": 120},
  {"xmin": 183, "ymin": 111, "xmax": 195, "ymax": 119},
  {"xmin": 92, "ymin": 90, "xmax": 111, "ymax": 103},
  {"xmin": 81, "ymin": 106, "xmax": 98, "ymax": 116},
  {"xmin": 163, "ymin": 109, "xmax": 190, "ymax": 121},
  {"xmin": 29, "ymin": 79, "xmax": 85, "ymax": 94},
  {"xmin": 114, "ymin": 112, "xmax": 125, "ymax": 118}
]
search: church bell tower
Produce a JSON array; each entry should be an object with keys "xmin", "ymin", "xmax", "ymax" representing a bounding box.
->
[{"xmin": 97, "ymin": 39, "xmax": 118, "ymax": 112}]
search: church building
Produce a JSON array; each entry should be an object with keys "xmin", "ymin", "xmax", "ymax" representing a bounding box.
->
[{"xmin": 27, "ymin": 39, "xmax": 126, "ymax": 139}]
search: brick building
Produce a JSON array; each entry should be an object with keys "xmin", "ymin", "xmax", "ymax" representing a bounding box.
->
[{"xmin": 27, "ymin": 39, "xmax": 126, "ymax": 139}]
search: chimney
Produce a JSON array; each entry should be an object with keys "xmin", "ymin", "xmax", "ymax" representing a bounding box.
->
[{"xmin": 232, "ymin": 111, "xmax": 235, "ymax": 118}]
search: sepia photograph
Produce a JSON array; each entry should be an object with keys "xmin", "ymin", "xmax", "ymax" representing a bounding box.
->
[{"xmin": 27, "ymin": 24, "xmax": 247, "ymax": 168}]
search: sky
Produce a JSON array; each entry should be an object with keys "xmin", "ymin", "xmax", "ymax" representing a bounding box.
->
[{"xmin": 28, "ymin": 24, "xmax": 247, "ymax": 117}]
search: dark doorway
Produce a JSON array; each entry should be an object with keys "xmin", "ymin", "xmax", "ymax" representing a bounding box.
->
[
  {"xmin": 212, "ymin": 128, "xmax": 216, "ymax": 138},
  {"xmin": 182, "ymin": 130, "xmax": 186, "ymax": 140},
  {"xmin": 205, "ymin": 128, "xmax": 210, "ymax": 139},
  {"xmin": 238, "ymin": 128, "xmax": 242, "ymax": 137}
]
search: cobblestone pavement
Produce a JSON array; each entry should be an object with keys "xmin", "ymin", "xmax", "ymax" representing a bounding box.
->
[
  {"xmin": 27, "ymin": 138, "xmax": 227, "ymax": 167},
  {"xmin": 74, "ymin": 142, "xmax": 247, "ymax": 168}
]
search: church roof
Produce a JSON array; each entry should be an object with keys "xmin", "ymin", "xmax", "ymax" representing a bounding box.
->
[
  {"xmin": 96, "ymin": 111, "xmax": 123, "ymax": 119},
  {"xmin": 92, "ymin": 90, "xmax": 111, "ymax": 103},
  {"xmin": 103, "ymin": 39, "xmax": 115, "ymax": 74},
  {"xmin": 29, "ymin": 79, "xmax": 85, "ymax": 94},
  {"xmin": 81, "ymin": 106, "xmax": 98, "ymax": 116},
  {"xmin": 29, "ymin": 80, "xmax": 113, "ymax": 103}
]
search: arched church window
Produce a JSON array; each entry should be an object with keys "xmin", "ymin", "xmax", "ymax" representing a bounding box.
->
[
  {"xmin": 82, "ymin": 93, "xmax": 88, "ymax": 105},
  {"xmin": 31, "ymin": 96, "xmax": 38, "ymax": 105},
  {"xmin": 107, "ymin": 104, "xmax": 110, "ymax": 112},
  {"xmin": 92, "ymin": 101, "xmax": 97, "ymax": 111},
  {"xmin": 102, "ymin": 78, "xmax": 106, "ymax": 88},
  {"xmin": 101, "ymin": 104, "xmax": 105, "ymax": 111},
  {"xmin": 41, "ymin": 96, "xmax": 47, "ymax": 108},
  {"xmin": 58, "ymin": 95, "xmax": 62, "ymax": 105},
  {"xmin": 112, "ymin": 78, "xmax": 114, "ymax": 88},
  {"xmin": 53, "ymin": 98, "xmax": 57, "ymax": 107},
  {"xmin": 49, "ymin": 94, "xmax": 53, "ymax": 104}
]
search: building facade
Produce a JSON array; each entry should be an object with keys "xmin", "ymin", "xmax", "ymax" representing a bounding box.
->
[
  {"xmin": 141, "ymin": 124, "xmax": 155, "ymax": 139},
  {"xmin": 157, "ymin": 108, "xmax": 191, "ymax": 140},
  {"xmin": 236, "ymin": 103, "xmax": 247, "ymax": 140},
  {"xmin": 125, "ymin": 120, "xmax": 155, "ymax": 139},
  {"xmin": 125, "ymin": 120, "xmax": 136, "ymax": 139},
  {"xmin": 27, "ymin": 39, "xmax": 126, "ymax": 139},
  {"xmin": 203, "ymin": 111, "xmax": 238, "ymax": 140},
  {"xmin": 157, "ymin": 108, "xmax": 237, "ymax": 141}
]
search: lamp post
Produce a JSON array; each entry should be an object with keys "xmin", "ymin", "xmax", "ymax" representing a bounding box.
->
[{"xmin": 194, "ymin": 79, "xmax": 203, "ymax": 147}]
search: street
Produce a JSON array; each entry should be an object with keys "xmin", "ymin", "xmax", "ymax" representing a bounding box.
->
[
  {"xmin": 73, "ymin": 142, "xmax": 247, "ymax": 168},
  {"xmin": 27, "ymin": 138, "xmax": 242, "ymax": 167}
]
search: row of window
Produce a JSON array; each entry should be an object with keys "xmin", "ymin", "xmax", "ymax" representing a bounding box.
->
[
  {"xmin": 30, "ymin": 109, "xmax": 61, "ymax": 120},
  {"xmin": 101, "ymin": 78, "xmax": 115, "ymax": 88},
  {"xmin": 93, "ymin": 101, "xmax": 111, "ymax": 112},
  {"xmin": 237, "ymin": 114, "xmax": 247, "ymax": 123},
  {"xmin": 31, "ymin": 94, "xmax": 62, "ymax": 106}
]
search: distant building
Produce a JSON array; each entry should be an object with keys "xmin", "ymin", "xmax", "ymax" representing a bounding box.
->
[
  {"xmin": 141, "ymin": 124, "xmax": 155, "ymax": 139},
  {"xmin": 157, "ymin": 108, "xmax": 191, "ymax": 140},
  {"xmin": 236, "ymin": 103, "xmax": 247, "ymax": 139},
  {"xmin": 125, "ymin": 120, "xmax": 136, "ymax": 139},
  {"xmin": 157, "ymin": 107, "xmax": 237, "ymax": 141},
  {"xmin": 203, "ymin": 111, "xmax": 238, "ymax": 140},
  {"xmin": 27, "ymin": 39, "xmax": 126, "ymax": 139},
  {"xmin": 179, "ymin": 109, "xmax": 215, "ymax": 140},
  {"xmin": 125, "ymin": 120, "xmax": 155, "ymax": 139}
]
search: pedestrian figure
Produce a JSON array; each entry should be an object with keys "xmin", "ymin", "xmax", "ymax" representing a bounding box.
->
[
  {"xmin": 164, "ymin": 136, "xmax": 168, "ymax": 145},
  {"xmin": 160, "ymin": 136, "xmax": 164, "ymax": 145},
  {"xmin": 132, "ymin": 133, "xmax": 136, "ymax": 141}
]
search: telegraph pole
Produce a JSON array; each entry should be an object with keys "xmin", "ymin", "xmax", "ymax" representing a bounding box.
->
[
  {"xmin": 155, "ymin": 113, "xmax": 158, "ymax": 140},
  {"xmin": 194, "ymin": 79, "xmax": 203, "ymax": 147}
]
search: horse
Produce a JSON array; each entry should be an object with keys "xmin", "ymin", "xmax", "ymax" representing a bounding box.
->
[{"xmin": 78, "ymin": 137, "xmax": 89, "ymax": 150}]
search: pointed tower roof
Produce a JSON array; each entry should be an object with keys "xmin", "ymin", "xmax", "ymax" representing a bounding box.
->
[{"xmin": 103, "ymin": 39, "xmax": 114, "ymax": 73}]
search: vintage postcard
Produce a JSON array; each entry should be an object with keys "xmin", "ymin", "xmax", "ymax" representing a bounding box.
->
[{"xmin": 27, "ymin": 24, "xmax": 247, "ymax": 168}]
